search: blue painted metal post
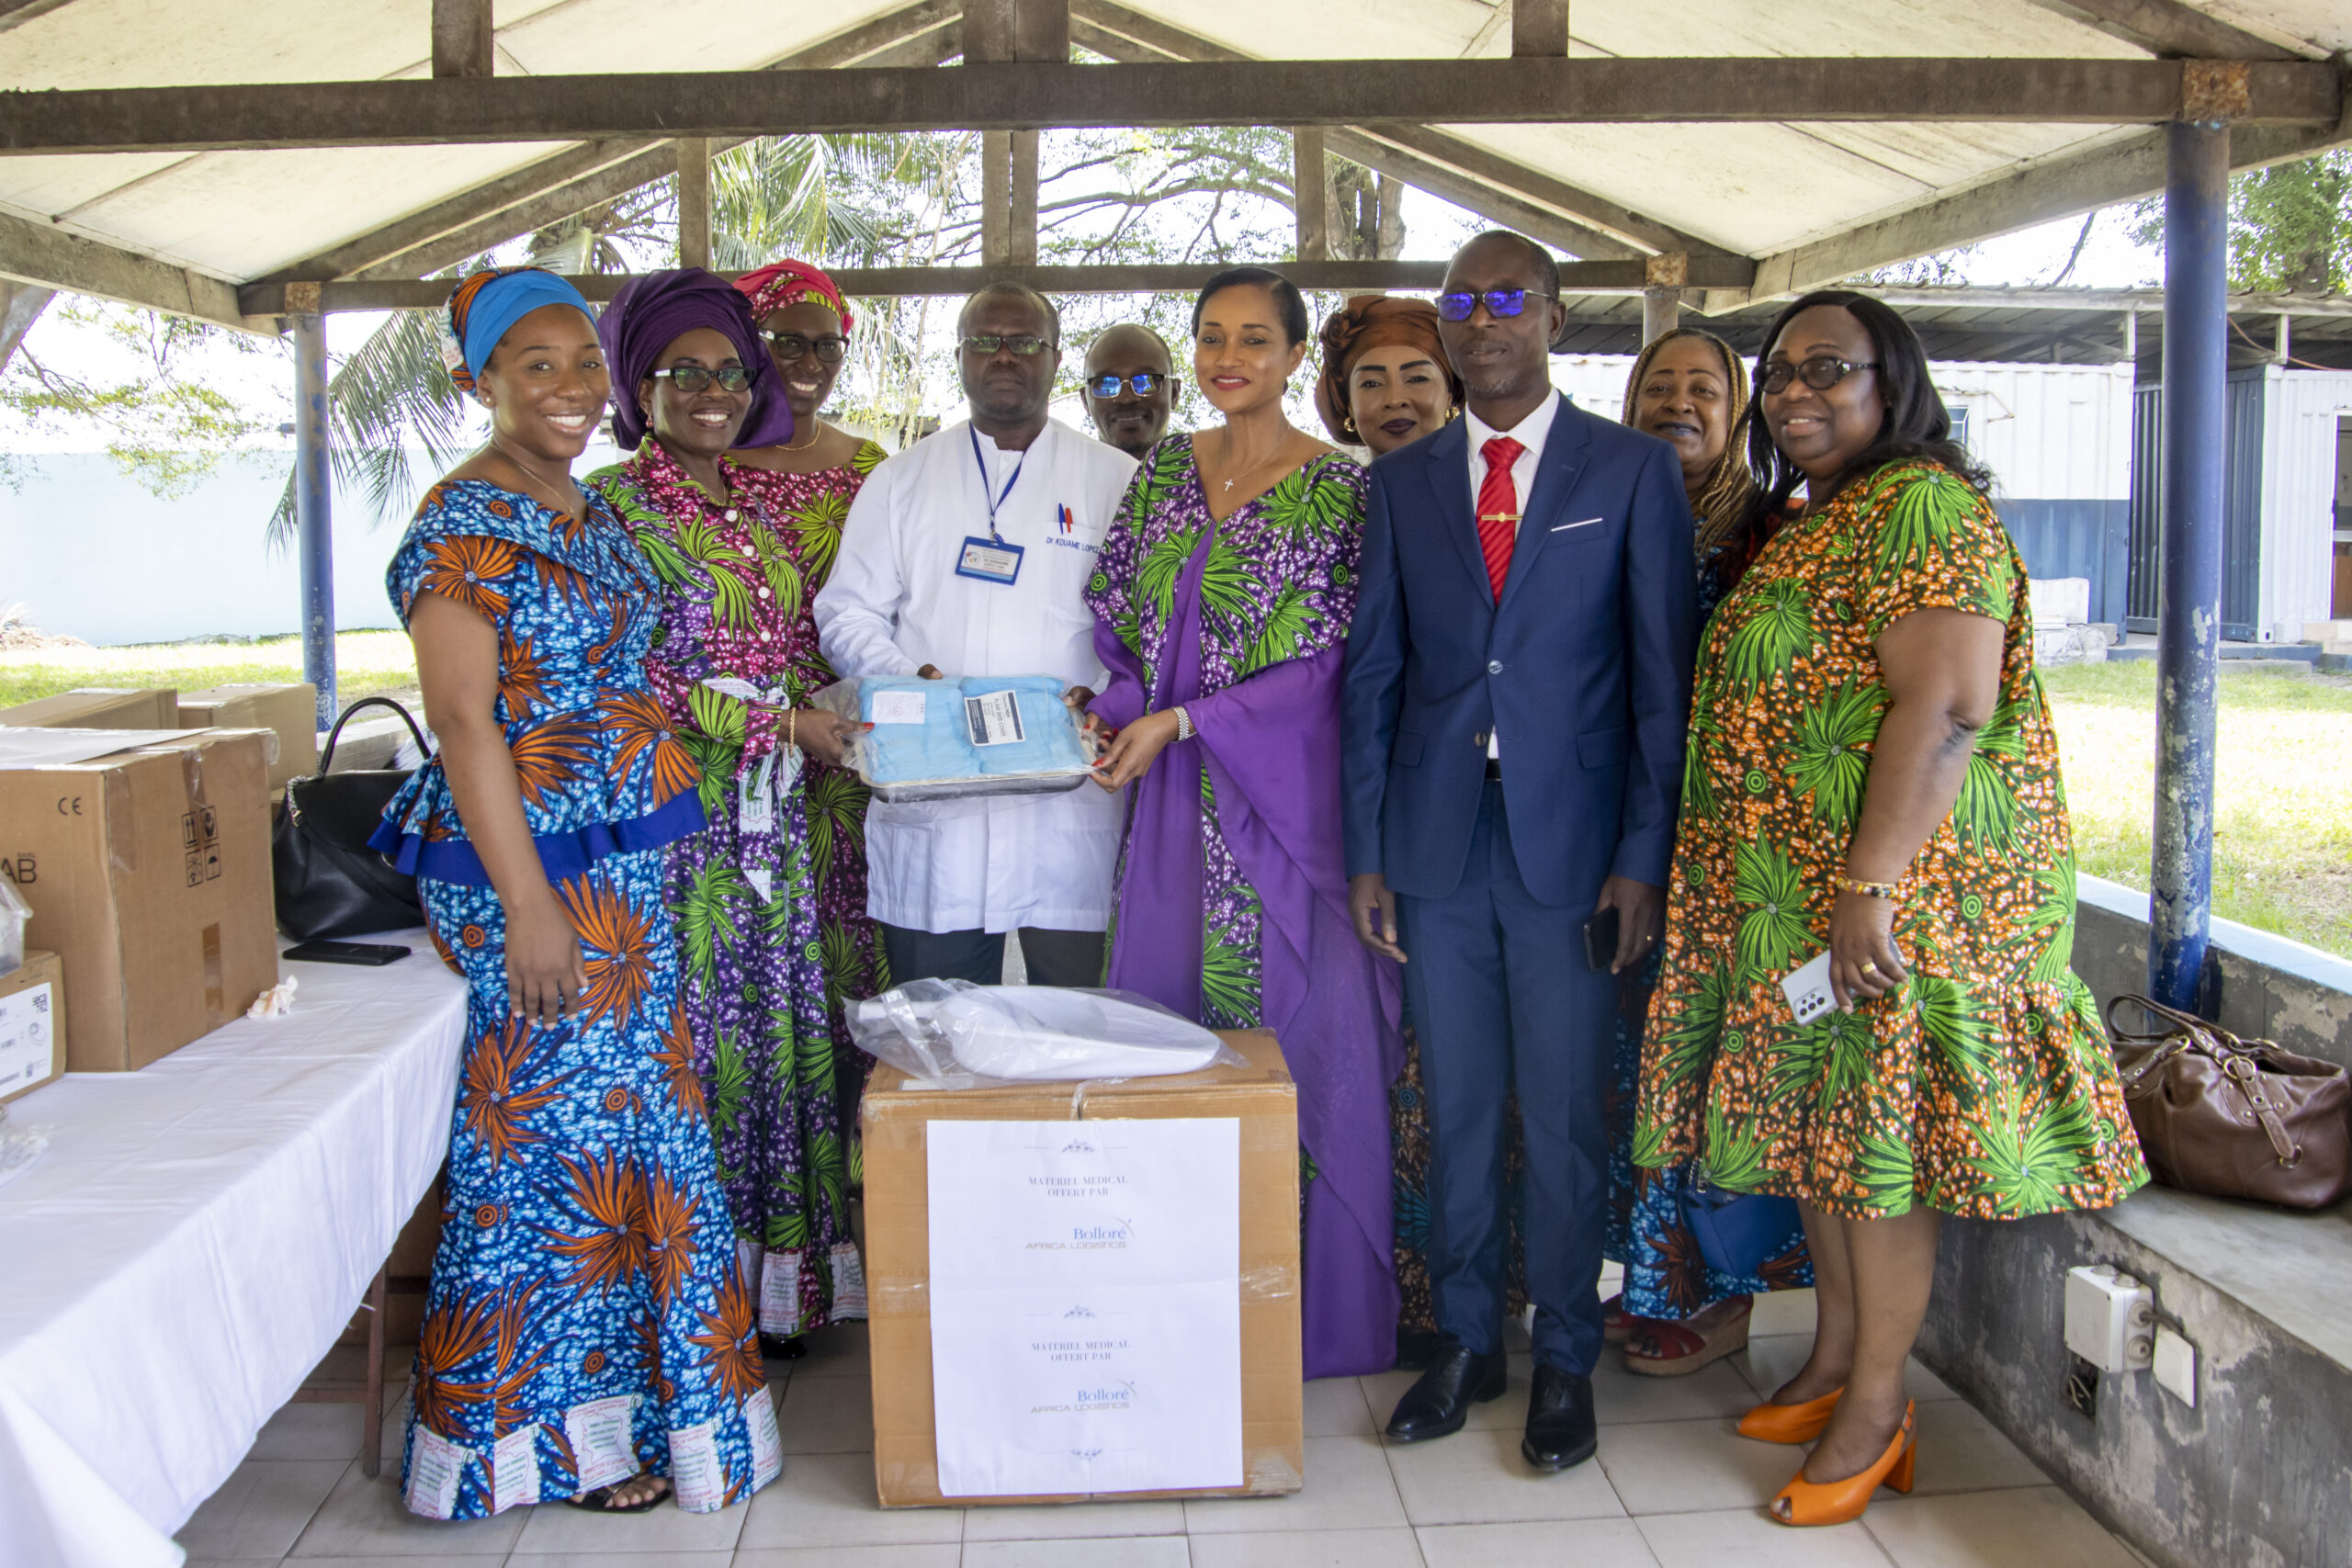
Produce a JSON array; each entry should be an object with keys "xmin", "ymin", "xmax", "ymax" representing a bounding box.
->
[
  {"xmin": 292, "ymin": 310, "xmax": 335, "ymax": 733},
  {"xmin": 2148, "ymin": 118, "xmax": 2229, "ymax": 1010}
]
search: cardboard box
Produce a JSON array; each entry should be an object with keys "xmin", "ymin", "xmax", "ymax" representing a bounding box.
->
[
  {"xmin": 863, "ymin": 1028, "xmax": 1304, "ymax": 1508},
  {"xmin": 0, "ymin": 950, "xmax": 66, "ymax": 1104},
  {"xmin": 0, "ymin": 730, "xmax": 279, "ymax": 1072},
  {"xmin": 0, "ymin": 687, "xmax": 178, "ymax": 730},
  {"xmin": 177, "ymin": 682, "xmax": 318, "ymax": 791}
]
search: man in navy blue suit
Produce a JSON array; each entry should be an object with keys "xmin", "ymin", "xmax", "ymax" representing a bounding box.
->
[{"xmin": 1342, "ymin": 231, "xmax": 1698, "ymax": 1472}]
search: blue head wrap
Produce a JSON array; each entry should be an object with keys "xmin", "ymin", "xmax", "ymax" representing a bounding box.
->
[{"xmin": 443, "ymin": 266, "xmax": 596, "ymax": 393}]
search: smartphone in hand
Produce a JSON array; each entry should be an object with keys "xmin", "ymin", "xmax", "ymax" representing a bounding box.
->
[{"xmin": 1582, "ymin": 908, "xmax": 1621, "ymax": 973}]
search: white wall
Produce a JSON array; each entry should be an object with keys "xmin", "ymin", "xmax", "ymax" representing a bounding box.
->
[
  {"xmin": 2260, "ymin": 368, "xmax": 2352, "ymax": 641},
  {"xmin": 1550, "ymin": 353, "xmax": 2135, "ymax": 503},
  {"xmin": 0, "ymin": 444, "xmax": 621, "ymax": 646}
]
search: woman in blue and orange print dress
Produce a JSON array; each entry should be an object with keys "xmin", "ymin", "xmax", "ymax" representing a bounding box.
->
[{"xmin": 370, "ymin": 267, "xmax": 780, "ymax": 1521}]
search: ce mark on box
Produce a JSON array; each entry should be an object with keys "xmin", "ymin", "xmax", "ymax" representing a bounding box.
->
[{"xmin": 181, "ymin": 806, "xmax": 220, "ymax": 887}]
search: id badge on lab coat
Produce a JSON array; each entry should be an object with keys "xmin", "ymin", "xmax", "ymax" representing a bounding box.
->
[{"xmin": 956, "ymin": 536, "xmax": 1024, "ymax": 586}]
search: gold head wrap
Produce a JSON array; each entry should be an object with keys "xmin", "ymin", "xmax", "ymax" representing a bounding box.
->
[{"xmin": 1314, "ymin": 295, "xmax": 1463, "ymax": 446}]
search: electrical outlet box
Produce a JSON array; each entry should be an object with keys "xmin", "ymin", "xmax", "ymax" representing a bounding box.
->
[
  {"xmin": 2065, "ymin": 1265, "xmax": 2155, "ymax": 1373},
  {"xmin": 2154, "ymin": 1325, "xmax": 2197, "ymax": 1407}
]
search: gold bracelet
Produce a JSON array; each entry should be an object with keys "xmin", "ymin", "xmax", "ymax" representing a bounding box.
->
[
  {"xmin": 789, "ymin": 709, "xmax": 797, "ymax": 750},
  {"xmin": 1836, "ymin": 874, "xmax": 1898, "ymax": 900}
]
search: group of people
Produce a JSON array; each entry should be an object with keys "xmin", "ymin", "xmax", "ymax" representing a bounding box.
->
[{"xmin": 374, "ymin": 228, "xmax": 2149, "ymax": 1529}]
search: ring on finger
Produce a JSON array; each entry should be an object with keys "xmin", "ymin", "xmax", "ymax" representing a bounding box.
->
[{"xmin": 1860, "ymin": 960, "xmax": 1879, "ymax": 976}]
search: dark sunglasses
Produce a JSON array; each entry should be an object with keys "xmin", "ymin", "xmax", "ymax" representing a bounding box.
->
[
  {"xmin": 1089, "ymin": 372, "xmax": 1164, "ymax": 398},
  {"xmin": 963, "ymin": 333, "xmax": 1052, "ymax": 356},
  {"xmin": 763, "ymin": 331, "xmax": 849, "ymax": 364},
  {"xmin": 651, "ymin": 365, "xmax": 752, "ymax": 393},
  {"xmin": 1758, "ymin": 355, "xmax": 1881, "ymax": 395},
  {"xmin": 1434, "ymin": 288, "xmax": 1555, "ymax": 322}
]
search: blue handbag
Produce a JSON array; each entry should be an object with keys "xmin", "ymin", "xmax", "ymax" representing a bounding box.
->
[{"xmin": 1680, "ymin": 1178, "xmax": 1803, "ymax": 1279}]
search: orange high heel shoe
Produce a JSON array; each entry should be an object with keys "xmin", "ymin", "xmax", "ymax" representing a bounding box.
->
[
  {"xmin": 1736, "ymin": 1385, "xmax": 1842, "ymax": 1444},
  {"xmin": 1770, "ymin": 1402, "xmax": 1916, "ymax": 1528}
]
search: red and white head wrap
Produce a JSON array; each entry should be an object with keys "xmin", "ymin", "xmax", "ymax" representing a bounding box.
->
[{"xmin": 732, "ymin": 259, "xmax": 855, "ymax": 334}]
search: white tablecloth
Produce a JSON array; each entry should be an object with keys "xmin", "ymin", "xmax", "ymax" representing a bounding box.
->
[{"xmin": 0, "ymin": 933, "xmax": 468, "ymax": 1568}]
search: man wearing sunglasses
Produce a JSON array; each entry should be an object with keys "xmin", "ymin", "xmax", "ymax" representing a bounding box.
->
[
  {"xmin": 1342, "ymin": 231, "xmax": 1700, "ymax": 1475},
  {"xmin": 815, "ymin": 281, "xmax": 1139, "ymax": 992},
  {"xmin": 1081, "ymin": 322, "xmax": 1177, "ymax": 461}
]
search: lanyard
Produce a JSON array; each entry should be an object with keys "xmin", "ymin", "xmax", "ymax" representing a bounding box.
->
[{"xmin": 967, "ymin": 423, "xmax": 1030, "ymax": 544}]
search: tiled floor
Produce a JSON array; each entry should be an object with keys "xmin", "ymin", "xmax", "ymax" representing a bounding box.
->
[{"xmin": 177, "ymin": 1287, "xmax": 2153, "ymax": 1568}]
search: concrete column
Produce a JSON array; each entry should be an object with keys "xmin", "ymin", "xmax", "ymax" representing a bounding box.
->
[
  {"xmin": 291, "ymin": 310, "xmax": 336, "ymax": 732},
  {"xmin": 2148, "ymin": 118, "xmax": 2229, "ymax": 1010},
  {"xmin": 676, "ymin": 138, "xmax": 711, "ymax": 270},
  {"xmin": 1641, "ymin": 287, "xmax": 1679, "ymax": 344},
  {"xmin": 1009, "ymin": 129, "xmax": 1039, "ymax": 266},
  {"xmin": 981, "ymin": 131, "xmax": 1012, "ymax": 267}
]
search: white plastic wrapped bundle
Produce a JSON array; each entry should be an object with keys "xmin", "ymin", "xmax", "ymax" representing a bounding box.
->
[
  {"xmin": 810, "ymin": 675, "xmax": 1099, "ymax": 803},
  {"xmin": 848, "ymin": 978, "xmax": 1245, "ymax": 1087}
]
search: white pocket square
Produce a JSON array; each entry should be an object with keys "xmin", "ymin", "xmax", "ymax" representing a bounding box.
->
[{"xmin": 1551, "ymin": 516, "xmax": 1604, "ymax": 533}]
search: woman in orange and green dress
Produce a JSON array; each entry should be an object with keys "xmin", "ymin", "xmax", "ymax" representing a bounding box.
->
[{"xmin": 1634, "ymin": 291, "xmax": 2144, "ymax": 1528}]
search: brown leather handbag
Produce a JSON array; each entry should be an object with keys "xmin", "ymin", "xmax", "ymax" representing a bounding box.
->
[{"xmin": 2107, "ymin": 994, "xmax": 2352, "ymax": 1210}]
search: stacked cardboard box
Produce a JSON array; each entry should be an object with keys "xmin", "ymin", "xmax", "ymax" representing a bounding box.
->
[
  {"xmin": 0, "ymin": 730, "xmax": 278, "ymax": 1072},
  {"xmin": 0, "ymin": 950, "xmax": 66, "ymax": 1104},
  {"xmin": 0, "ymin": 687, "xmax": 179, "ymax": 729},
  {"xmin": 861, "ymin": 1028, "xmax": 1305, "ymax": 1507},
  {"xmin": 177, "ymin": 682, "xmax": 318, "ymax": 791}
]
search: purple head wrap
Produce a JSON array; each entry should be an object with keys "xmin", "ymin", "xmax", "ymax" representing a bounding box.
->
[{"xmin": 598, "ymin": 267, "xmax": 795, "ymax": 452}]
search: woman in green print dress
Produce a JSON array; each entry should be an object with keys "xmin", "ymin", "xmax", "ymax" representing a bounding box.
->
[
  {"xmin": 1634, "ymin": 291, "xmax": 2143, "ymax": 1527},
  {"xmin": 1084, "ymin": 267, "xmax": 1403, "ymax": 1378}
]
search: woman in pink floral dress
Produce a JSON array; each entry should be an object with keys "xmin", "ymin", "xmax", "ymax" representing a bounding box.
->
[{"xmin": 586, "ymin": 266, "xmax": 877, "ymax": 1359}]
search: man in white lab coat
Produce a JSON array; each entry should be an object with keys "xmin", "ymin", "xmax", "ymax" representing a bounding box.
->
[{"xmin": 815, "ymin": 282, "xmax": 1139, "ymax": 987}]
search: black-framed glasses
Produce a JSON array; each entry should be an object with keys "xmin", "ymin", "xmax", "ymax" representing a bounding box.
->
[
  {"xmin": 763, "ymin": 330, "xmax": 849, "ymax": 364},
  {"xmin": 962, "ymin": 333, "xmax": 1052, "ymax": 356},
  {"xmin": 1434, "ymin": 288, "xmax": 1555, "ymax": 322},
  {"xmin": 1758, "ymin": 355, "xmax": 1880, "ymax": 395},
  {"xmin": 1089, "ymin": 372, "xmax": 1164, "ymax": 398},
  {"xmin": 651, "ymin": 365, "xmax": 752, "ymax": 393}
]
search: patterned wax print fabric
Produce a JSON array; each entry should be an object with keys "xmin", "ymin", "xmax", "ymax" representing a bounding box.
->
[
  {"xmin": 371, "ymin": 480, "xmax": 705, "ymax": 879},
  {"xmin": 1391, "ymin": 1026, "xmax": 1531, "ymax": 1359},
  {"xmin": 1083, "ymin": 434, "xmax": 1404, "ymax": 1378},
  {"xmin": 410, "ymin": 855, "xmax": 781, "ymax": 1518},
  {"xmin": 1605, "ymin": 957, "xmax": 1810, "ymax": 1318},
  {"xmin": 1083, "ymin": 436, "xmax": 1370, "ymax": 1030},
  {"xmin": 588, "ymin": 439, "xmax": 887, "ymax": 1339},
  {"xmin": 1634, "ymin": 461, "xmax": 2148, "ymax": 1221},
  {"xmin": 375, "ymin": 479, "xmax": 775, "ymax": 1518}
]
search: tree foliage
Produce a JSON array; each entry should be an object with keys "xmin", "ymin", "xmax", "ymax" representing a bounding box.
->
[{"xmin": 2127, "ymin": 151, "xmax": 2352, "ymax": 295}]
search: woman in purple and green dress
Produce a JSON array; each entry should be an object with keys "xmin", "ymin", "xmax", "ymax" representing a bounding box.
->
[
  {"xmin": 584, "ymin": 268, "xmax": 869, "ymax": 1359},
  {"xmin": 1083, "ymin": 266, "xmax": 1403, "ymax": 1379}
]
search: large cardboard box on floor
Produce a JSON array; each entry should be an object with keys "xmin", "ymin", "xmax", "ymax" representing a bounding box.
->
[
  {"xmin": 0, "ymin": 686, "xmax": 178, "ymax": 730},
  {"xmin": 0, "ymin": 950, "xmax": 67, "ymax": 1104},
  {"xmin": 0, "ymin": 730, "xmax": 278, "ymax": 1072},
  {"xmin": 863, "ymin": 1028, "xmax": 1304, "ymax": 1508},
  {"xmin": 176, "ymin": 682, "xmax": 316, "ymax": 791}
]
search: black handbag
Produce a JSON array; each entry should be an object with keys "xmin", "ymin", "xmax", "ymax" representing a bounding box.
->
[{"xmin": 272, "ymin": 696, "xmax": 432, "ymax": 940}]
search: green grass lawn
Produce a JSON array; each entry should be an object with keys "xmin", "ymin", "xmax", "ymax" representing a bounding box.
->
[
  {"xmin": 6, "ymin": 634, "xmax": 2345, "ymax": 960},
  {"xmin": 2042, "ymin": 660, "xmax": 2352, "ymax": 961},
  {"xmin": 0, "ymin": 631, "xmax": 421, "ymax": 714}
]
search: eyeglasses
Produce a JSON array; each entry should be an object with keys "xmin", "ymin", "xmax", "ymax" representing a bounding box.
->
[
  {"xmin": 1758, "ymin": 355, "xmax": 1880, "ymax": 394},
  {"xmin": 1089, "ymin": 372, "xmax": 1163, "ymax": 398},
  {"xmin": 1433, "ymin": 288, "xmax": 1555, "ymax": 322},
  {"xmin": 762, "ymin": 331, "xmax": 849, "ymax": 364},
  {"xmin": 962, "ymin": 333, "xmax": 1053, "ymax": 356},
  {"xmin": 651, "ymin": 365, "xmax": 752, "ymax": 393}
]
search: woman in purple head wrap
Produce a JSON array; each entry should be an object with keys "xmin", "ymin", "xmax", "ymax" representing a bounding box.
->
[{"xmin": 586, "ymin": 269, "xmax": 872, "ymax": 1359}]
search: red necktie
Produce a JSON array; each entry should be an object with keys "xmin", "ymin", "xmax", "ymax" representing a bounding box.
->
[{"xmin": 1476, "ymin": 435, "xmax": 1524, "ymax": 602}]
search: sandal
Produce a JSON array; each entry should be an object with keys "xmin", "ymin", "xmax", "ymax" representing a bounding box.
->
[
  {"xmin": 563, "ymin": 1474, "xmax": 670, "ymax": 1514},
  {"xmin": 1623, "ymin": 1295, "xmax": 1750, "ymax": 1379},
  {"xmin": 1602, "ymin": 1294, "xmax": 1633, "ymax": 1345}
]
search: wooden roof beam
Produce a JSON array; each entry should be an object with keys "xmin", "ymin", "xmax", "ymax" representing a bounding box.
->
[
  {"xmin": 1744, "ymin": 109, "xmax": 2352, "ymax": 306},
  {"xmin": 0, "ymin": 209, "xmax": 263, "ymax": 332},
  {"xmin": 236, "ymin": 255, "xmax": 1761, "ymax": 315},
  {"xmin": 2021, "ymin": 0, "xmax": 2310, "ymax": 62},
  {"xmin": 0, "ymin": 57, "xmax": 2337, "ymax": 155},
  {"xmin": 262, "ymin": 0, "xmax": 965, "ymax": 283}
]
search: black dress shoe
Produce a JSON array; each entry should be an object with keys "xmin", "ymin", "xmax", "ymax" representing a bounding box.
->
[
  {"xmin": 1385, "ymin": 1344, "xmax": 1510, "ymax": 1442},
  {"xmin": 1522, "ymin": 1365, "xmax": 1598, "ymax": 1471}
]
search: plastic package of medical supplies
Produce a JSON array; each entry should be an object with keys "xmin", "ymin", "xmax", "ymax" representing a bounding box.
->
[
  {"xmin": 846, "ymin": 978, "xmax": 1245, "ymax": 1089},
  {"xmin": 0, "ymin": 876, "xmax": 27, "ymax": 978},
  {"xmin": 810, "ymin": 674, "xmax": 1100, "ymax": 803},
  {"xmin": 0, "ymin": 1103, "xmax": 44, "ymax": 1190}
]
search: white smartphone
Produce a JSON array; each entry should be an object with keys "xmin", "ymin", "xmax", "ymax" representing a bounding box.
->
[{"xmin": 1781, "ymin": 950, "xmax": 1837, "ymax": 1024}]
